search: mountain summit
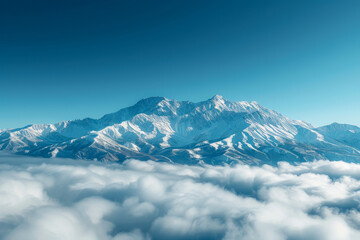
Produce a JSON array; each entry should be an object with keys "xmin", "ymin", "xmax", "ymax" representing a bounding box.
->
[{"xmin": 1, "ymin": 96, "xmax": 360, "ymax": 164}]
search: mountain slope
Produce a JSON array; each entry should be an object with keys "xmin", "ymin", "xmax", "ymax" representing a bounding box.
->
[{"xmin": 1, "ymin": 95, "xmax": 360, "ymax": 165}]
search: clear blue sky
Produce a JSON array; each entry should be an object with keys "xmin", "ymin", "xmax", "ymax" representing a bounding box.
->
[{"xmin": 1, "ymin": 0, "xmax": 360, "ymax": 129}]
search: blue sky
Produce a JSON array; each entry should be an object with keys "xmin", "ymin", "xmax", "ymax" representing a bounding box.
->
[{"xmin": 1, "ymin": 0, "xmax": 360, "ymax": 129}]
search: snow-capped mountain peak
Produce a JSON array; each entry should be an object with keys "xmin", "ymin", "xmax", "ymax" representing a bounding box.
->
[
  {"xmin": 1, "ymin": 95, "xmax": 359, "ymax": 165},
  {"xmin": 209, "ymin": 94, "xmax": 225, "ymax": 103}
]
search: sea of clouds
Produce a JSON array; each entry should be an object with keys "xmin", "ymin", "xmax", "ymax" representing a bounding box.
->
[{"xmin": 1, "ymin": 153, "xmax": 360, "ymax": 240}]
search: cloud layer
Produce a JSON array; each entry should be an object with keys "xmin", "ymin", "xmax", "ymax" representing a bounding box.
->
[{"xmin": 1, "ymin": 154, "xmax": 360, "ymax": 240}]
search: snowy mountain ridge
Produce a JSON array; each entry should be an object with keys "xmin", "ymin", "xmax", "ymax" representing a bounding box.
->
[{"xmin": 1, "ymin": 95, "xmax": 360, "ymax": 165}]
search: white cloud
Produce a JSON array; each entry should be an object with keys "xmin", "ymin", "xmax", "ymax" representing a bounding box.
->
[{"xmin": 1, "ymin": 154, "xmax": 360, "ymax": 239}]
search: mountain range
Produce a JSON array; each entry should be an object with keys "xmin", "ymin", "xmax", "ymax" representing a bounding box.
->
[{"xmin": 1, "ymin": 95, "xmax": 360, "ymax": 165}]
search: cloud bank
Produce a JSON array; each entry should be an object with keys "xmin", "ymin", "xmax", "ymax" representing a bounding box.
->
[{"xmin": 1, "ymin": 154, "xmax": 360, "ymax": 240}]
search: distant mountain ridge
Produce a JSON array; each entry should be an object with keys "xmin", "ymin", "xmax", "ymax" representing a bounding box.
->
[{"xmin": 1, "ymin": 95, "xmax": 360, "ymax": 165}]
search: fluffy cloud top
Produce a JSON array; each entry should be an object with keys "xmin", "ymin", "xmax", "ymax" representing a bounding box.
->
[{"xmin": 1, "ymin": 153, "xmax": 360, "ymax": 240}]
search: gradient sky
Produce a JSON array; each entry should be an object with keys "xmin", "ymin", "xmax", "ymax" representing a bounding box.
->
[{"xmin": 1, "ymin": 0, "xmax": 360, "ymax": 129}]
